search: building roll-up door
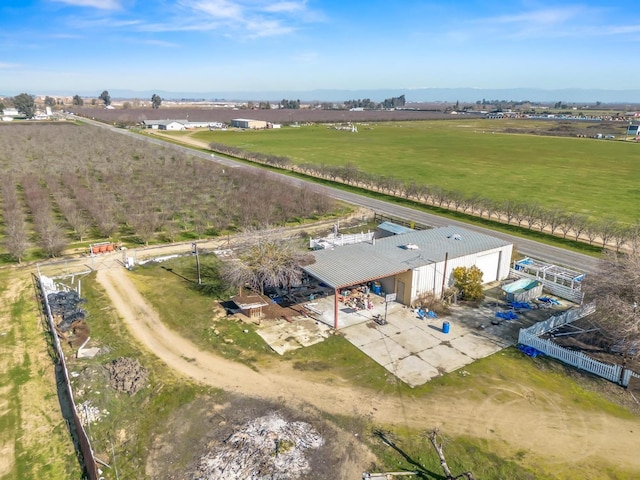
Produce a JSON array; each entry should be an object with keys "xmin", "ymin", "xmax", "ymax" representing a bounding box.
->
[{"xmin": 475, "ymin": 252, "xmax": 500, "ymax": 283}]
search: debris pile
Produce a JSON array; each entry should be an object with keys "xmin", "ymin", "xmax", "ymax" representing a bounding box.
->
[
  {"xmin": 76, "ymin": 400, "xmax": 106, "ymax": 425},
  {"xmin": 106, "ymin": 357, "xmax": 148, "ymax": 395},
  {"xmin": 194, "ymin": 412, "xmax": 324, "ymax": 479},
  {"xmin": 47, "ymin": 290, "xmax": 87, "ymax": 333}
]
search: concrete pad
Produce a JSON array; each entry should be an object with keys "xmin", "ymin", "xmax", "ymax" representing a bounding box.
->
[
  {"xmin": 413, "ymin": 321, "xmax": 466, "ymax": 342},
  {"xmin": 358, "ymin": 337, "xmax": 410, "ymax": 366},
  {"xmin": 389, "ymin": 326, "xmax": 442, "ymax": 352},
  {"xmin": 418, "ymin": 343, "xmax": 472, "ymax": 373},
  {"xmin": 257, "ymin": 319, "xmax": 330, "ymax": 355},
  {"xmin": 341, "ymin": 322, "xmax": 386, "ymax": 347},
  {"xmin": 448, "ymin": 333, "xmax": 504, "ymax": 360},
  {"xmin": 390, "ymin": 354, "xmax": 441, "ymax": 387}
]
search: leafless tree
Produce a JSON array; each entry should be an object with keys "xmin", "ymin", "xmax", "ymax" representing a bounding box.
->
[
  {"xmin": 572, "ymin": 214, "xmax": 589, "ymax": 242},
  {"xmin": 584, "ymin": 221, "xmax": 600, "ymax": 246},
  {"xmin": 545, "ymin": 208, "xmax": 563, "ymax": 235},
  {"xmin": 523, "ymin": 203, "xmax": 540, "ymax": 230},
  {"xmin": 558, "ymin": 212, "xmax": 575, "ymax": 239},
  {"xmin": 598, "ymin": 218, "xmax": 618, "ymax": 248},
  {"xmin": 3, "ymin": 220, "xmax": 29, "ymax": 263},
  {"xmin": 612, "ymin": 225, "xmax": 629, "ymax": 253},
  {"xmin": 501, "ymin": 199, "xmax": 519, "ymax": 225},
  {"xmin": 512, "ymin": 202, "xmax": 528, "ymax": 228},
  {"xmin": 222, "ymin": 234, "xmax": 314, "ymax": 295},
  {"xmin": 583, "ymin": 251, "xmax": 640, "ymax": 360}
]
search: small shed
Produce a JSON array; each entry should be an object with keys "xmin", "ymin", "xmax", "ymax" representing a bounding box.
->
[
  {"xmin": 375, "ymin": 221, "xmax": 414, "ymax": 238},
  {"xmin": 231, "ymin": 294, "xmax": 269, "ymax": 319}
]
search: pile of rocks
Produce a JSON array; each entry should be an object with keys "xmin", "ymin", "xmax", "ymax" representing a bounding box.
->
[
  {"xmin": 106, "ymin": 357, "xmax": 148, "ymax": 395},
  {"xmin": 194, "ymin": 412, "xmax": 324, "ymax": 479}
]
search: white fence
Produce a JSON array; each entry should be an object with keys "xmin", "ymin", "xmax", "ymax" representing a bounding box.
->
[
  {"xmin": 523, "ymin": 303, "xmax": 596, "ymax": 336},
  {"xmin": 519, "ymin": 331, "xmax": 623, "ymax": 384},
  {"xmin": 37, "ymin": 275, "xmax": 99, "ymax": 478},
  {"xmin": 518, "ymin": 303, "xmax": 638, "ymax": 387},
  {"xmin": 310, "ymin": 231, "xmax": 374, "ymax": 249}
]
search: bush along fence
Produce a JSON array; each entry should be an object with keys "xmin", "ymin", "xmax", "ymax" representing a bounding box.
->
[
  {"xmin": 35, "ymin": 274, "xmax": 99, "ymax": 480},
  {"xmin": 518, "ymin": 303, "xmax": 640, "ymax": 387}
]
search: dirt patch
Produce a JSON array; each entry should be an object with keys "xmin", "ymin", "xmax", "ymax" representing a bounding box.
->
[{"xmin": 147, "ymin": 395, "xmax": 376, "ymax": 480}]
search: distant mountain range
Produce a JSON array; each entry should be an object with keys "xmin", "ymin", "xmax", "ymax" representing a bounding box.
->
[{"xmin": 5, "ymin": 87, "xmax": 640, "ymax": 104}]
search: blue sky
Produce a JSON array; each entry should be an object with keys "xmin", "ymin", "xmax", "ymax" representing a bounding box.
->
[{"xmin": 1, "ymin": 1, "xmax": 640, "ymax": 96}]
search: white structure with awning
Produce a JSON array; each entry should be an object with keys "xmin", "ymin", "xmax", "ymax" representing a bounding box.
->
[{"xmin": 303, "ymin": 226, "xmax": 513, "ymax": 329}]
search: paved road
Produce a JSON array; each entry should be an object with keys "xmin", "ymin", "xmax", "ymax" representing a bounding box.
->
[{"xmin": 75, "ymin": 116, "xmax": 602, "ymax": 274}]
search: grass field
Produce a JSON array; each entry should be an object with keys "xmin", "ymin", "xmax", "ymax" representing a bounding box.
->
[
  {"xmin": 0, "ymin": 271, "xmax": 81, "ymax": 479},
  {"xmin": 183, "ymin": 119, "xmax": 639, "ymax": 223}
]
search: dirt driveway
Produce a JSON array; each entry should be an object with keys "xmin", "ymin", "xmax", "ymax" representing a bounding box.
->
[{"xmin": 96, "ymin": 266, "xmax": 640, "ymax": 472}]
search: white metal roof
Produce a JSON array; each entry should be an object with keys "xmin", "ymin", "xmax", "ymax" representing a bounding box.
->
[{"xmin": 303, "ymin": 225, "xmax": 511, "ymax": 288}]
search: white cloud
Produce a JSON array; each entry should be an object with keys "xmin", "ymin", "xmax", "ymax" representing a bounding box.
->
[
  {"xmin": 52, "ymin": 0, "xmax": 124, "ymax": 10},
  {"xmin": 138, "ymin": 39, "xmax": 180, "ymax": 48},
  {"xmin": 490, "ymin": 6, "xmax": 584, "ymax": 26},
  {"xmin": 187, "ymin": 0, "xmax": 242, "ymax": 19},
  {"xmin": 244, "ymin": 18, "xmax": 294, "ymax": 37},
  {"xmin": 169, "ymin": 0, "xmax": 314, "ymax": 36},
  {"xmin": 0, "ymin": 62, "xmax": 21, "ymax": 69},
  {"xmin": 262, "ymin": 1, "xmax": 306, "ymax": 14}
]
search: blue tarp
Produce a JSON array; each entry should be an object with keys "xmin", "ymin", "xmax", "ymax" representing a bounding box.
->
[
  {"xmin": 496, "ymin": 311, "xmax": 518, "ymax": 320},
  {"xmin": 518, "ymin": 344, "xmax": 542, "ymax": 357},
  {"xmin": 537, "ymin": 297, "xmax": 561, "ymax": 305},
  {"xmin": 509, "ymin": 301, "xmax": 532, "ymax": 310},
  {"xmin": 417, "ymin": 309, "xmax": 439, "ymax": 319}
]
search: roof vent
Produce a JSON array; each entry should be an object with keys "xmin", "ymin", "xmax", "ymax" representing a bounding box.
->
[
  {"xmin": 403, "ymin": 243, "xmax": 419, "ymax": 250},
  {"xmin": 447, "ymin": 233, "xmax": 462, "ymax": 240}
]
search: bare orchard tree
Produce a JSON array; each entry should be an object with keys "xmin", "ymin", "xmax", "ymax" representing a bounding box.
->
[
  {"xmin": 222, "ymin": 234, "xmax": 315, "ymax": 295},
  {"xmin": 3, "ymin": 219, "xmax": 29, "ymax": 263},
  {"xmin": 583, "ymin": 250, "xmax": 640, "ymax": 359}
]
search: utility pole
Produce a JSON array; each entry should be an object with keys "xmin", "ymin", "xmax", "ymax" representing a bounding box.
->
[
  {"xmin": 192, "ymin": 243, "xmax": 201, "ymax": 285},
  {"xmin": 440, "ymin": 251, "xmax": 449, "ymax": 299}
]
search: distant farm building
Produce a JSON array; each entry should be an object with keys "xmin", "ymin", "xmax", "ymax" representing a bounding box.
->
[
  {"xmin": 143, "ymin": 119, "xmax": 187, "ymax": 131},
  {"xmin": 627, "ymin": 124, "xmax": 640, "ymax": 136},
  {"xmin": 1, "ymin": 107, "xmax": 21, "ymax": 121},
  {"xmin": 231, "ymin": 118, "xmax": 268, "ymax": 129}
]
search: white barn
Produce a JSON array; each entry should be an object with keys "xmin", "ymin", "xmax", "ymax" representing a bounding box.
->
[
  {"xmin": 143, "ymin": 119, "xmax": 187, "ymax": 130},
  {"xmin": 303, "ymin": 226, "xmax": 513, "ymax": 328}
]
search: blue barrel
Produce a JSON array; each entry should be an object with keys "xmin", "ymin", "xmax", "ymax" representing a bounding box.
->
[
  {"xmin": 372, "ymin": 282, "xmax": 382, "ymax": 295},
  {"xmin": 442, "ymin": 321, "xmax": 450, "ymax": 334}
]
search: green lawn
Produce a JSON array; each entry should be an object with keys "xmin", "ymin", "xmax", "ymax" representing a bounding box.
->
[{"xmin": 185, "ymin": 120, "xmax": 640, "ymax": 223}]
